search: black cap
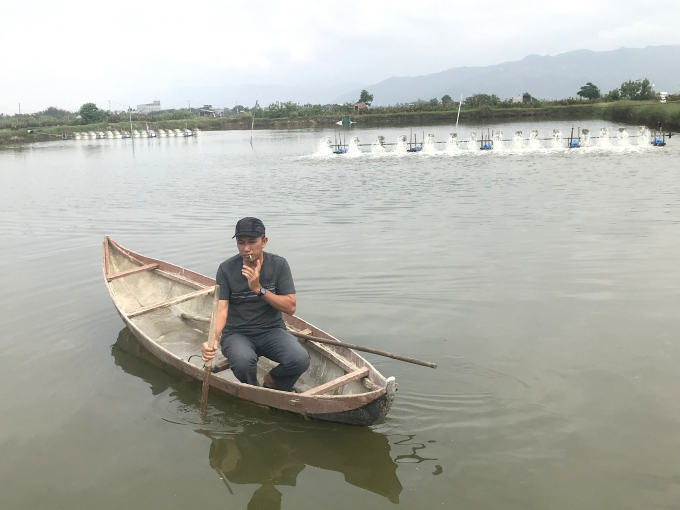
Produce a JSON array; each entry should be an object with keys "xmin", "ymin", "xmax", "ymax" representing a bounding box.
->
[{"xmin": 232, "ymin": 217, "xmax": 265, "ymax": 238}]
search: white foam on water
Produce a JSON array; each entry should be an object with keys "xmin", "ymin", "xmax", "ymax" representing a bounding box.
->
[
  {"xmin": 297, "ymin": 124, "xmax": 659, "ymax": 160},
  {"xmin": 638, "ymin": 127, "xmax": 651, "ymax": 146},
  {"xmin": 347, "ymin": 137, "xmax": 362, "ymax": 157},
  {"xmin": 422, "ymin": 134, "xmax": 437, "ymax": 154},
  {"xmin": 316, "ymin": 136, "xmax": 333, "ymax": 156},
  {"xmin": 394, "ymin": 136, "xmax": 407, "ymax": 154},
  {"xmin": 529, "ymin": 130, "xmax": 541, "ymax": 149},
  {"xmin": 493, "ymin": 131, "xmax": 504, "ymax": 151},
  {"xmin": 598, "ymin": 128, "xmax": 611, "ymax": 147},
  {"xmin": 371, "ymin": 136, "xmax": 386, "ymax": 154},
  {"xmin": 446, "ymin": 133, "xmax": 459, "ymax": 153},
  {"xmin": 467, "ymin": 132, "xmax": 478, "ymax": 152},
  {"xmin": 513, "ymin": 131, "xmax": 524, "ymax": 149},
  {"xmin": 551, "ymin": 129, "xmax": 562, "ymax": 149}
]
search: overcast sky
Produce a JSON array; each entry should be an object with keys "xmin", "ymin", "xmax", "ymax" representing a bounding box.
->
[{"xmin": 2, "ymin": 0, "xmax": 679, "ymax": 112}]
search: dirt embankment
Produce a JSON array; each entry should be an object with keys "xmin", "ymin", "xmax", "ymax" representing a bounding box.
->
[{"xmin": 2, "ymin": 101, "xmax": 678, "ymax": 146}]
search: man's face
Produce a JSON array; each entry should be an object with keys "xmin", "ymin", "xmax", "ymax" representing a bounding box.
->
[{"xmin": 236, "ymin": 236, "xmax": 267, "ymax": 261}]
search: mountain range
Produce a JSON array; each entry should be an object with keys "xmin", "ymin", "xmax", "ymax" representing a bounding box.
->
[{"xmin": 334, "ymin": 45, "xmax": 680, "ymax": 106}]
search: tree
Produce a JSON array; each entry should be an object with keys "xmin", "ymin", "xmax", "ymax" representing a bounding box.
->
[
  {"xmin": 429, "ymin": 98, "xmax": 439, "ymax": 106},
  {"xmin": 40, "ymin": 106, "xmax": 71, "ymax": 119},
  {"xmin": 358, "ymin": 89, "xmax": 373, "ymax": 106},
  {"xmin": 441, "ymin": 94, "xmax": 453, "ymax": 106},
  {"xmin": 577, "ymin": 82, "xmax": 601, "ymax": 100},
  {"xmin": 465, "ymin": 93, "xmax": 500, "ymax": 108},
  {"xmin": 603, "ymin": 89, "xmax": 621, "ymax": 102},
  {"xmin": 78, "ymin": 102, "xmax": 105, "ymax": 124},
  {"xmin": 522, "ymin": 92, "xmax": 535, "ymax": 103},
  {"xmin": 619, "ymin": 78, "xmax": 656, "ymax": 101}
]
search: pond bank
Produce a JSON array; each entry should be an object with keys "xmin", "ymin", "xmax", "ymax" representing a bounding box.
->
[{"xmin": 2, "ymin": 101, "xmax": 678, "ymax": 146}]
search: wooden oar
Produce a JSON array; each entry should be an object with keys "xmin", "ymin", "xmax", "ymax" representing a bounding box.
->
[
  {"xmin": 181, "ymin": 312, "xmax": 437, "ymax": 369},
  {"xmin": 289, "ymin": 330, "xmax": 437, "ymax": 369},
  {"xmin": 199, "ymin": 285, "xmax": 220, "ymax": 418}
]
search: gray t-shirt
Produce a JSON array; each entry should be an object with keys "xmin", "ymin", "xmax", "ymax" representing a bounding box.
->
[{"xmin": 216, "ymin": 252, "xmax": 296, "ymax": 337}]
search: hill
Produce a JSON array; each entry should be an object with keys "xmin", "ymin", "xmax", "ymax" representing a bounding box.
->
[{"xmin": 335, "ymin": 45, "xmax": 680, "ymax": 105}]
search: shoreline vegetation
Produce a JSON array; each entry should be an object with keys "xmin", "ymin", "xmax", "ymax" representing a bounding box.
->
[{"xmin": 1, "ymin": 100, "xmax": 678, "ymax": 146}]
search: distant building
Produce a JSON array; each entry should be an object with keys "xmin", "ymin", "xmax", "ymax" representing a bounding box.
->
[
  {"xmin": 137, "ymin": 100, "xmax": 161, "ymax": 114},
  {"xmin": 354, "ymin": 102, "xmax": 367, "ymax": 111},
  {"xmin": 511, "ymin": 95, "xmax": 523, "ymax": 103}
]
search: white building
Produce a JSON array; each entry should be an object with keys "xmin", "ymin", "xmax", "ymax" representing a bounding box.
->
[
  {"xmin": 137, "ymin": 100, "xmax": 161, "ymax": 114},
  {"xmin": 511, "ymin": 94, "xmax": 523, "ymax": 103}
]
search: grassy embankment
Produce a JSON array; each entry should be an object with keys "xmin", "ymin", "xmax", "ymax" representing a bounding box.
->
[{"xmin": 1, "ymin": 101, "xmax": 678, "ymax": 146}]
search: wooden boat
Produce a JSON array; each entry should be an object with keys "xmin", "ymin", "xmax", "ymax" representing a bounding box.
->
[{"xmin": 102, "ymin": 237, "xmax": 396, "ymax": 426}]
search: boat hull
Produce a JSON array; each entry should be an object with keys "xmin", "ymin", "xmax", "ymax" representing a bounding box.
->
[{"xmin": 103, "ymin": 238, "xmax": 395, "ymax": 425}]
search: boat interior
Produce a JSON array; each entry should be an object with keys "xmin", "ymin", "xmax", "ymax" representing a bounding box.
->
[{"xmin": 104, "ymin": 240, "xmax": 380, "ymax": 396}]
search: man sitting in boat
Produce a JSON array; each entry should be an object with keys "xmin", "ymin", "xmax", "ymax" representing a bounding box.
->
[{"xmin": 201, "ymin": 217, "xmax": 310, "ymax": 392}]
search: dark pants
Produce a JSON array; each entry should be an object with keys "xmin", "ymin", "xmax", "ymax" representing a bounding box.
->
[{"xmin": 221, "ymin": 328, "xmax": 311, "ymax": 391}]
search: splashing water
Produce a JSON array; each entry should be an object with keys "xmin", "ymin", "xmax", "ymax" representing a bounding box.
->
[
  {"xmin": 617, "ymin": 127, "xmax": 630, "ymax": 146},
  {"xmin": 638, "ymin": 126, "xmax": 650, "ymax": 146},
  {"xmin": 551, "ymin": 129, "xmax": 563, "ymax": 149},
  {"xmin": 580, "ymin": 129, "xmax": 590, "ymax": 147},
  {"xmin": 493, "ymin": 131, "xmax": 504, "ymax": 151},
  {"xmin": 422, "ymin": 134, "xmax": 437, "ymax": 153},
  {"xmin": 371, "ymin": 136, "xmax": 386, "ymax": 153},
  {"xmin": 446, "ymin": 133, "xmax": 459, "ymax": 152},
  {"xmin": 513, "ymin": 131, "xmax": 524, "ymax": 149},
  {"xmin": 598, "ymin": 128, "xmax": 610, "ymax": 147},
  {"xmin": 468, "ymin": 132, "xmax": 478, "ymax": 152},
  {"xmin": 529, "ymin": 130, "xmax": 541, "ymax": 149},
  {"xmin": 347, "ymin": 137, "xmax": 361, "ymax": 156},
  {"xmin": 315, "ymin": 136, "xmax": 333, "ymax": 156},
  {"xmin": 394, "ymin": 135, "xmax": 407, "ymax": 154}
]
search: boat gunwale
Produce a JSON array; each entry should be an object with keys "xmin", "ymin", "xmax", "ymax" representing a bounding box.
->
[{"xmin": 102, "ymin": 237, "xmax": 389, "ymax": 416}]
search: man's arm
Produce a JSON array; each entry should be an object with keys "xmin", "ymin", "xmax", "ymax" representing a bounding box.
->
[
  {"xmin": 260, "ymin": 292, "xmax": 296, "ymax": 315},
  {"xmin": 201, "ymin": 300, "xmax": 228, "ymax": 361},
  {"xmin": 242, "ymin": 260, "xmax": 296, "ymax": 315}
]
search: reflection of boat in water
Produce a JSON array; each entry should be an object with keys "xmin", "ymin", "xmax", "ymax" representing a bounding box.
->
[
  {"xmin": 111, "ymin": 327, "xmax": 404, "ymax": 508},
  {"xmin": 202, "ymin": 427, "xmax": 402, "ymax": 507},
  {"xmin": 102, "ymin": 237, "xmax": 397, "ymax": 425}
]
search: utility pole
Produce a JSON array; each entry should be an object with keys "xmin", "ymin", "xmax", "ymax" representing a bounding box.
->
[
  {"xmin": 18, "ymin": 103, "xmax": 20, "ymax": 115},
  {"xmin": 188, "ymin": 100, "xmax": 191, "ymax": 113},
  {"xmin": 109, "ymin": 100, "xmax": 111, "ymax": 111}
]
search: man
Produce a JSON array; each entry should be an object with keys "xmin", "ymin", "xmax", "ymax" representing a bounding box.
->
[{"xmin": 201, "ymin": 217, "xmax": 310, "ymax": 392}]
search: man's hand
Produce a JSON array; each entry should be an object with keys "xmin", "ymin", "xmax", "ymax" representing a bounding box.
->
[
  {"xmin": 201, "ymin": 338, "xmax": 219, "ymax": 362},
  {"xmin": 242, "ymin": 259, "xmax": 262, "ymax": 293}
]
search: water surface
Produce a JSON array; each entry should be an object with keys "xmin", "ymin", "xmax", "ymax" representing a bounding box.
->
[{"xmin": 1, "ymin": 120, "xmax": 679, "ymax": 509}]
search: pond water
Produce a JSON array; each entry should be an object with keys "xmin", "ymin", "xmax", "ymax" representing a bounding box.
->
[{"xmin": 1, "ymin": 120, "xmax": 679, "ymax": 509}]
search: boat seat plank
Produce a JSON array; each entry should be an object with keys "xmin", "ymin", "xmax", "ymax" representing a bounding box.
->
[
  {"xmin": 211, "ymin": 359, "xmax": 230, "ymax": 374},
  {"xmin": 154, "ymin": 269, "xmax": 207, "ymax": 290},
  {"xmin": 107, "ymin": 263, "xmax": 159, "ymax": 281},
  {"xmin": 302, "ymin": 367, "xmax": 369, "ymax": 396},
  {"xmin": 128, "ymin": 287, "xmax": 215, "ymax": 318}
]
